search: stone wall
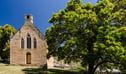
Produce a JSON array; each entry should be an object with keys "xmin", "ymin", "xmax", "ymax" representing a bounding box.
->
[{"xmin": 10, "ymin": 24, "xmax": 47, "ymax": 66}]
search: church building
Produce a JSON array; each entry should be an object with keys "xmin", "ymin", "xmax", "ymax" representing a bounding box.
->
[{"xmin": 10, "ymin": 14, "xmax": 47, "ymax": 66}]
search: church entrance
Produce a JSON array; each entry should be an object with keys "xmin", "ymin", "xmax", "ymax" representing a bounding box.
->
[{"xmin": 26, "ymin": 52, "xmax": 31, "ymax": 64}]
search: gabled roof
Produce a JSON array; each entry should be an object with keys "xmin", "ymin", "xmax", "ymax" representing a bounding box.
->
[
  {"xmin": 11, "ymin": 14, "xmax": 45, "ymax": 40},
  {"xmin": 11, "ymin": 22, "xmax": 45, "ymax": 40},
  {"xmin": 27, "ymin": 23, "xmax": 45, "ymax": 40}
]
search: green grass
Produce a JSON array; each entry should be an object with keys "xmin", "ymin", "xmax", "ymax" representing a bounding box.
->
[
  {"xmin": 0, "ymin": 63, "xmax": 84, "ymax": 74},
  {"xmin": 0, "ymin": 63, "xmax": 27, "ymax": 74}
]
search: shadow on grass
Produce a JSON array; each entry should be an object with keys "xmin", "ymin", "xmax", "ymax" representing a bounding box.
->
[{"xmin": 22, "ymin": 68, "xmax": 85, "ymax": 74}]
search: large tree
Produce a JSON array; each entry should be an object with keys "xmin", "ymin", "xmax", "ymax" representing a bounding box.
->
[
  {"xmin": 0, "ymin": 24, "xmax": 16, "ymax": 62},
  {"xmin": 46, "ymin": 0, "xmax": 126, "ymax": 74}
]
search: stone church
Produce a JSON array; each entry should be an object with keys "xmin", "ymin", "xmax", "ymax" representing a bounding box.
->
[{"xmin": 10, "ymin": 14, "xmax": 47, "ymax": 66}]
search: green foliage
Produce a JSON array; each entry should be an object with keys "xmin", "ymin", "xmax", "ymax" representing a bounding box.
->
[
  {"xmin": 0, "ymin": 24, "xmax": 16, "ymax": 62},
  {"xmin": 46, "ymin": 0, "xmax": 126, "ymax": 74}
]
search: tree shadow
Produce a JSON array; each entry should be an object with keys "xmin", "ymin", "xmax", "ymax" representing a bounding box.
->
[
  {"xmin": 22, "ymin": 68, "xmax": 47, "ymax": 74},
  {"xmin": 22, "ymin": 68, "xmax": 84, "ymax": 74}
]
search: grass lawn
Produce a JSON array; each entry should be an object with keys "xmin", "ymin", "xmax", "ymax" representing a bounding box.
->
[
  {"xmin": 0, "ymin": 63, "xmax": 27, "ymax": 74},
  {"xmin": 0, "ymin": 63, "xmax": 84, "ymax": 74}
]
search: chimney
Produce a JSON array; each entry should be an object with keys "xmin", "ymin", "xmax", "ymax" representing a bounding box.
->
[{"xmin": 25, "ymin": 14, "xmax": 33, "ymax": 24}]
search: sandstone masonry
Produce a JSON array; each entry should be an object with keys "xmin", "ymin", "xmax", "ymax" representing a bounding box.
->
[{"xmin": 10, "ymin": 14, "xmax": 47, "ymax": 66}]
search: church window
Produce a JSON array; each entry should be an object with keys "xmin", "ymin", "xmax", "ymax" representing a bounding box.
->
[
  {"xmin": 34, "ymin": 38, "xmax": 37, "ymax": 48},
  {"xmin": 27, "ymin": 34, "xmax": 31, "ymax": 49},
  {"xmin": 21, "ymin": 38, "xmax": 24, "ymax": 49}
]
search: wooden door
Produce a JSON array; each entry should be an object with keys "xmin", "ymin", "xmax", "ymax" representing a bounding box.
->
[{"xmin": 26, "ymin": 52, "xmax": 31, "ymax": 64}]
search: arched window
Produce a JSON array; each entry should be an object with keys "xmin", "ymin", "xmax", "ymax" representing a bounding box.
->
[
  {"xmin": 21, "ymin": 38, "xmax": 24, "ymax": 49},
  {"xmin": 34, "ymin": 38, "xmax": 37, "ymax": 48},
  {"xmin": 27, "ymin": 34, "xmax": 31, "ymax": 49}
]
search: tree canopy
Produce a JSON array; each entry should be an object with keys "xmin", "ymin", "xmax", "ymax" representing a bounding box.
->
[
  {"xmin": 46, "ymin": 0, "xmax": 126, "ymax": 74},
  {"xmin": 0, "ymin": 24, "xmax": 16, "ymax": 62}
]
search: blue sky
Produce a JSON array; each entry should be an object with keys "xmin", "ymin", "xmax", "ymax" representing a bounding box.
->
[{"xmin": 0, "ymin": 0, "xmax": 97, "ymax": 33}]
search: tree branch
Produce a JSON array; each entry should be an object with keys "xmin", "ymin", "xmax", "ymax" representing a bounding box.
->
[
  {"xmin": 94, "ymin": 60, "xmax": 108, "ymax": 71},
  {"xmin": 94, "ymin": 60, "xmax": 121, "ymax": 71}
]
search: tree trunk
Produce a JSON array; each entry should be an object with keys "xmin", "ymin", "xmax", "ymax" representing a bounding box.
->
[{"xmin": 87, "ymin": 63, "xmax": 95, "ymax": 74}]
